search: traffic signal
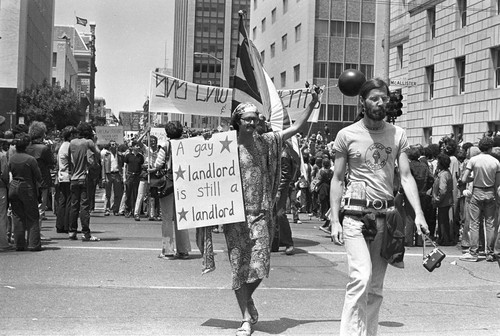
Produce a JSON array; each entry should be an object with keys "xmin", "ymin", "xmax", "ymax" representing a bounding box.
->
[{"xmin": 386, "ymin": 91, "xmax": 403, "ymax": 124}]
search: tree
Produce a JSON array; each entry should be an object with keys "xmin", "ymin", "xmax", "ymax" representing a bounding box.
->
[{"xmin": 18, "ymin": 79, "xmax": 81, "ymax": 133}]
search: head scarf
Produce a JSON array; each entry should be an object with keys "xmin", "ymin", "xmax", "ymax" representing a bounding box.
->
[{"xmin": 233, "ymin": 102, "xmax": 258, "ymax": 116}]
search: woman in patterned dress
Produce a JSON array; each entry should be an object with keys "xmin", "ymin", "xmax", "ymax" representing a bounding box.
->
[{"xmin": 227, "ymin": 88, "xmax": 318, "ymax": 336}]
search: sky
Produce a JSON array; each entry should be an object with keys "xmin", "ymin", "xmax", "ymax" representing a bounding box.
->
[{"xmin": 54, "ymin": 0, "xmax": 175, "ymax": 115}]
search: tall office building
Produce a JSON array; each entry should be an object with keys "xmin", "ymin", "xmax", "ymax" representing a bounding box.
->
[
  {"xmin": 0, "ymin": 0, "xmax": 55, "ymax": 129},
  {"xmin": 251, "ymin": 0, "xmax": 387, "ymax": 136},
  {"xmin": 172, "ymin": 0, "xmax": 250, "ymax": 130},
  {"xmin": 389, "ymin": 0, "xmax": 500, "ymax": 144}
]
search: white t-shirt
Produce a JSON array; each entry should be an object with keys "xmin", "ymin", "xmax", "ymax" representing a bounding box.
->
[{"xmin": 333, "ymin": 120, "xmax": 409, "ymax": 201}]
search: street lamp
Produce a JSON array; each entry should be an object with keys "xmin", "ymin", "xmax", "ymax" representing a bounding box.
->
[{"xmin": 193, "ymin": 52, "xmax": 223, "ymax": 87}]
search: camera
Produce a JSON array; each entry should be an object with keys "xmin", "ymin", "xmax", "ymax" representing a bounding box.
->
[{"xmin": 423, "ymin": 248, "xmax": 446, "ymax": 272}]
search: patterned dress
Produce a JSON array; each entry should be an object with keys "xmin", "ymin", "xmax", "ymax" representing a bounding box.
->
[{"xmin": 223, "ymin": 132, "xmax": 282, "ymax": 290}]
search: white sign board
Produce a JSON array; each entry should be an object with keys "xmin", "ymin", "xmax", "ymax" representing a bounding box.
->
[
  {"xmin": 95, "ymin": 126, "xmax": 124, "ymax": 145},
  {"xmin": 150, "ymin": 127, "xmax": 168, "ymax": 147},
  {"xmin": 171, "ymin": 131, "xmax": 245, "ymax": 229}
]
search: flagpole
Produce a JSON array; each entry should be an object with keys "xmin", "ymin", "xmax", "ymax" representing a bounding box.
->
[{"xmin": 306, "ymin": 122, "xmax": 313, "ymax": 139}]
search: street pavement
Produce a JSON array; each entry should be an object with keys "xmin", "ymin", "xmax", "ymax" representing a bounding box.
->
[{"xmin": 1, "ymin": 205, "xmax": 500, "ymax": 336}]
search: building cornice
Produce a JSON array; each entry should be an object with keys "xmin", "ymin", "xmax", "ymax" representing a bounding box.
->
[{"xmin": 408, "ymin": 0, "xmax": 444, "ymax": 16}]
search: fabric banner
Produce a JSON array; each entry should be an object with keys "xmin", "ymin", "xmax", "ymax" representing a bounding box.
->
[
  {"xmin": 171, "ymin": 131, "xmax": 245, "ymax": 229},
  {"xmin": 149, "ymin": 73, "xmax": 320, "ymax": 119},
  {"xmin": 149, "ymin": 72, "xmax": 232, "ymax": 118}
]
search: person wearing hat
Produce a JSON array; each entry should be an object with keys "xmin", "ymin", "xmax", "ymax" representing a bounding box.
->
[{"xmin": 209, "ymin": 87, "xmax": 319, "ymax": 336}]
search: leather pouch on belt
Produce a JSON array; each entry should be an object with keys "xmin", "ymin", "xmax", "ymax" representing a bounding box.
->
[{"xmin": 361, "ymin": 213, "xmax": 377, "ymax": 241}]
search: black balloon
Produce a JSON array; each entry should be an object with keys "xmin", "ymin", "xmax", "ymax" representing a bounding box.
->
[{"xmin": 338, "ymin": 69, "xmax": 366, "ymax": 96}]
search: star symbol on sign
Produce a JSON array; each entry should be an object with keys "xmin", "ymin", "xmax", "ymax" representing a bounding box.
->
[
  {"xmin": 220, "ymin": 136, "xmax": 232, "ymax": 153},
  {"xmin": 178, "ymin": 208, "xmax": 188, "ymax": 222},
  {"xmin": 175, "ymin": 165, "xmax": 186, "ymax": 180}
]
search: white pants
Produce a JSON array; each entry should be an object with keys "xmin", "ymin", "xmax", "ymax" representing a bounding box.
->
[{"xmin": 340, "ymin": 215, "xmax": 388, "ymax": 336}]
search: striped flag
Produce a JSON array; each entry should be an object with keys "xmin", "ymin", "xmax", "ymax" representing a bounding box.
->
[{"xmin": 232, "ymin": 11, "xmax": 303, "ymax": 166}]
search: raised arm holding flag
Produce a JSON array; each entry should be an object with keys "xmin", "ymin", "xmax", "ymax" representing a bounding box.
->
[{"xmin": 207, "ymin": 10, "xmax": 319, "ymax": 336}]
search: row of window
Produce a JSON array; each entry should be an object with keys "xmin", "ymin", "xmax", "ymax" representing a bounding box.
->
[
  {"xmin": 253, "ymin": 23, "xmax": 301, "ymax": 51},
  {"xmin": 253, "ymin": 0, "xmax": 298, "ymax": 14},
  {"xmin": 315, "ymin": 20, "xmax": 375, "ymax": 39},
  {"xmin": 270, "ymin": 64, "xmax": 301, "ymax": 88},
  {"xmin": 424, "ymin": 47, "xmax": 500, "ymax": 100},
  {"xmin": 314, "ymin": 62, "xmax": 374, "ymax": 80},
  {"xmin": 318, "ymin": 104, "xmax": 358, "ymax": 122},
  {"xmin": 426, "ymin": 1, "xmax": 500, "ymax": 39}
]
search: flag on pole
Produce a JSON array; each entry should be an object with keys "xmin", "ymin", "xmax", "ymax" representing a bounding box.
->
[
  {"xmin": 232, "ymin": 11, "xmax": 302, "ymax": 165},
  {"xmin": 76, "ymin": 16, "xmax": 88, "ymax": 26}
]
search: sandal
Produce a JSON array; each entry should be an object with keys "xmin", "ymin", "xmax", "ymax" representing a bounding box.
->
[
  {"xmin": 235, "ymin": 321, "xmax": 251, "ymax": 336},
  {"xmin": 248, "ymin": 299, "xmax": 258, "ymax": 324}
]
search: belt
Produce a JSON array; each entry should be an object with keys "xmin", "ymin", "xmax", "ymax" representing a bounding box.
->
[
  {"xmin": 108, "ymin": 171, "xmax": 120, "ymax": 174},
  {"xmin": 344, "ymin": 198, "xmax": 395, "ymax": 210},
  {"xmin": 473, "ymin": 185, "xmax": 494, "ymax": 190}
]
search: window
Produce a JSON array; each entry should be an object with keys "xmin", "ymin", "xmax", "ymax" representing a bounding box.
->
[
  {"xmin": 360, "ymin": 64, "xmax": 374, "ymax": 79},
  {"xmin": 453, "ymin": 124, "xmax": 464, "ymax": 141},
  {"xmin": 428, "ymin": 7, "xmax": 436, "ymax": 39},
  {"xmin": 52, "ymin": 52, "xmax": 57, "ymax": 67},
  {"xmin": 456, "ymin": 56, "xmax": 466, "ymax": 94},
  {"xmin": 272, "ymin": 8, "xmax": 277, "ymax": 23},
  {"xmin": 497, "ymin": 0, "xmax": 500, "ymax": 15},
  {"xmin": 423, "ymin": 127, "xmax": 432, "ymax": 145},
  {"xmin": 330, "ymin": 21, "xmax": 344, "ymax": 37},
  {"xmin": 361, "ymin": 23, "xmax": 375, "ymax": 39},
  {"xmin": 343, "ymin": 105, "xmax": 358, "ymax": 122},
  {"xmin": 458, "ymin": 0, "xmax": 467, "ymax": 27},
  {"xmin": 294, "ymin": 64, "xmax": 300, "ymax": 82},
  {"xmin": 253, "ymin": 26, "xmax": 257, "ymax": 40},
  {"xmin": 492, "ymin": 47, "xmax": 500, "ymax": 87},
  {"xmin": 281, "ymin": 71, "xmax": 287, "ymax": 87},
  {"xmin": 315, "ymin": 20, "xmax": 329, "ymax": 36},
  {"xmin": 426, "ymin": 65, "xmax": 435, "ymax": 100},
  {"xmin": 260, "ymin": 50, "xmax": 265, "ymax": 64},
  {"xmin": 253, "ymin": 0, "xmax": 257, "ymax": 10},
  {"xmin": 282, "ymin": 34, "xmax": 288, "ymax": 51},
  {"xmin": 345, "ymin": 63, "xmax": 358, "ymax": 70},
  {"xmin": 329, "ymin": 62, "xmax": 343, "ymax": 78},
  {"xmin": 261, "ymin": 18, "xmax": 266, "ymax": 33},
  {"xmin": 295, "ymin": 24, "xmax": 301, "ymax": 42},
  {"xmin": 314, "ymin": 62, "xmax": 327, "ymax": 78},
  {"xmin": 397, "ymin": 45, "xmax": 403, "ymax": 69},
  {"xmin": 346, "ymin": 22, "xmax": 360, "ymax": 38},
  {"xmin": 320, "ymin": 105, "xmax": 341, "ymax": 121},
  {"xmin": 270, "ymin": 43, "xmax": 276, "ymax": 58},
  {"xmin": 283, "ymin": 0, "xmax": 288, "ymax": 14}
]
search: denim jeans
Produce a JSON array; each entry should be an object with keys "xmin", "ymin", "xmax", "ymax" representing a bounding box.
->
[
  {"xmin": 0, "ymin": 187, "xmax": 9, "ymax": 248},
  {"xmin": 104, "ymin": 172, "xmax": 123, "ymax": 213},
  {"xmin": 276, "ymin": 184, "xmax": 294, "ymax": 247},
  {"xmin": 468, "ymin": 188, "xmax": 496, "ymax": 257},
  {"xmin": 56, "ymin": 182, "xmax": 71, "ymax": 232},
  {"xmin": 69, "ymin": 179, "xmax": 91, "ymax": 236},
  {"xmin": 9, "ymin": 181, "xmax": 40, "ymax": 250},
  {"xmin": 340, "ymin": 214, "xmax": 388, "ymax": 336},
  {"xmin": 159, "ymin": 193, "xmax": 190, "ymax": 255}
]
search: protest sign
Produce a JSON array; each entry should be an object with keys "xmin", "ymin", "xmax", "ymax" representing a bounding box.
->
[
  {"xmin": 149, "ymin": 72, "xmax": 232, "ymax": 118},
  {"xmin": 171, "ymin": 131, "xmax": 245, "ymax": 230},
  {"xmin": 150, "ymin": 127, "xmax": 168, "ymax": 147},
  {"xmin": 149, "ymin": 72, "xmax": 322, "ymax": 120},
  {"xmin": 95, "ymin": 126, "xmax": 124, "ymax": 145}
]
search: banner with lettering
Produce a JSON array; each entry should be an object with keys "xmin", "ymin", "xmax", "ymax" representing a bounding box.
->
[
  {"xmin": 95, "ymin": 126, "xmax": 124, "ymax": 145},
  {"xmin": 149, "ymin": 72, "xmax": 321, "ymax": 120},
  {"xmin": 171, "ymin": 131, "xmax": 245, "ymax": 230},
  {"xmin": 149, "ymin": 72, "xmax": 232, "ymax": 117}
]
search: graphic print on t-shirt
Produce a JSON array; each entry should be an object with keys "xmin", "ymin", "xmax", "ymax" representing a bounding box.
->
[{"xmin": 365, "ymin": 143, "xmax": 392, "ymax": 171}]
